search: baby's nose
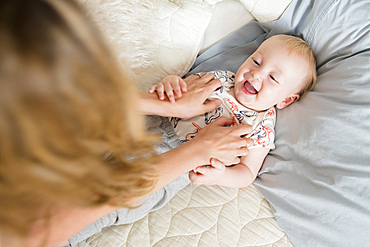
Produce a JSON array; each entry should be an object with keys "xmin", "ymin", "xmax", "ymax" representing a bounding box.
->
[{"xmin": 251, "ymin": 70, "xmax": 262, "ymax": 82}]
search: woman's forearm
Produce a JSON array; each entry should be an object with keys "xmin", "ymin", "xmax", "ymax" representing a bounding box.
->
[
  {"xmin": 138, "ymin": 91, "xmax": 177, "ymax": 117},
  {"xmin": 151, "ymin": 139, "xmax": 205, "ymax": 191},
  {"xmin": 23, "ymin": 118, "xmax": 251, "ymax": 247},
  {"xmin": 21, "ymin": 134, "xmax": 206, "ymax": 247}
]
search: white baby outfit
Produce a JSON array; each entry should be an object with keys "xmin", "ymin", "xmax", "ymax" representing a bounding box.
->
[{"xmin": 170, "ymin": 70, "xmax": 276, "ymax": 149}]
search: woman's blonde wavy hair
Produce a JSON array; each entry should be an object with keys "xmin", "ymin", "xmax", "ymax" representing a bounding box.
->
[{"xmin": 0, "ymin": 0, "xmax": 159, "ymax": 237}]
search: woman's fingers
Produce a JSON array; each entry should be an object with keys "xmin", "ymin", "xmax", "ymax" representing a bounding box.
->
[
  {"xmin": 191, "ymin": 117, "xmax": 253, "ymax": 165},
  {"xmin": 184, "ymin": 72, "xmax": 217, "ymax": 90},
  {"xmin": 214, "ymin": 116, "xmax": 253, "ymax": 136},
  {"xmin": 213, "ymin": 116, "xmax": 233, "ymax": 126},
  {"xmin": 169, "ymin": 76, "xmax": 222, "ymax": 118},
  {"xmin": 200, "ymin": 76, "xmax": 222, "ymax": 95},
  {"xmin": 184, "ymin": 72, "xmax": 205, "ymax": 82},
  {"xmin": 202, "ymin": 99, "xmax": 222, "ymax": 113},
  {"xmin": 230, "ymin": 123, "xmax": 253, "ymax": 136}
]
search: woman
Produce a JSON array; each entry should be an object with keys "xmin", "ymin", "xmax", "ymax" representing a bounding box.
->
[{"xmin": 0, "ymin": 0, "xmax": 251, "ymax": 246}]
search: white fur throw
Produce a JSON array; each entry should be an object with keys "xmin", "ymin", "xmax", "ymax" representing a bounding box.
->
[{"xmin": 77, "ymin": 0, "xmax": 222, "ymax": 90}]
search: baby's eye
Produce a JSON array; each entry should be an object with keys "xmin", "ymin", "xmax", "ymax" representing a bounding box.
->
[
  {"xmin": 252, "ymin": 58, "xmax": 260, "ymax": 66},
  {"xmin": 270, "ymin": 75, "xmax": 279, "ymax": 83}
]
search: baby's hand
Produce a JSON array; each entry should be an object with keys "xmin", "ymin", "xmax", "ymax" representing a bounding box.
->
[
  {"xmin": 148, "ymin": 75, "xmax": 187, "ymax": 103},
  {"xmin": 189, "ymin": 159, "xmax": 226, "ymax": 186}
]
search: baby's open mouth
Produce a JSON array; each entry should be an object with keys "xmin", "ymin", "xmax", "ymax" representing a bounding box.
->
[{"xmin": 243, "ymin": 81, "xmax": 258, "ymax": 94}]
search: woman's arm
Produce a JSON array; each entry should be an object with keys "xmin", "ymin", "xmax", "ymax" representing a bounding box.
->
[
  {"xmin": 22, "ymin": 118, "xmax": 252, "ymax": 247},
  {"xmin": 22, "ymin": 73, "xmax": 252, "ymax": 247}
]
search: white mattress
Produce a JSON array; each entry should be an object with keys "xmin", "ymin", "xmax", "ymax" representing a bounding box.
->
[{"xmin": 77, "ymin": 184, "xmax": 293, "ymax": 246}]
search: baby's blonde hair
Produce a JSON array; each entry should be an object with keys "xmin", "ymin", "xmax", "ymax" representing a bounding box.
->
[
  {"xmin": 0, "ymin": 0, "xmax": 158, "ymax": 237},
  {"xmin": 276, "ymin": 34, "xmax": 317, "ymax": 98}
]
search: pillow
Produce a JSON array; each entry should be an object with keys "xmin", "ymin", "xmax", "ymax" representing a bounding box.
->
[
  {"xmin": 77, "ymin": 0, "xmax": 222, "ymax": 90},
  {"xmin": 240, "ymin": 0, "xmax": 292, "ymax": 22},
  {"xmin": 189, "ymin": 0, "xmax": 370, "ymax": 246},
  {"xmin": 199, "ymin": 0, "xmax": 255, "ymax": 54},
  {"xmin": 200, "ymin": 0, "xmax": 294, "ymax": 53}
]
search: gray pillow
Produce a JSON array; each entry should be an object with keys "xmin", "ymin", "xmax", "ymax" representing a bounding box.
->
[{"xmin": 189, "ymin": 0, "xmax": 370, "ymax": 246}]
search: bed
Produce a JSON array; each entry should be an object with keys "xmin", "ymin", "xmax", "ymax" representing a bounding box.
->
[{"xmin": 73, "ymin": 0, "xmax": 370, "ymax": 246}]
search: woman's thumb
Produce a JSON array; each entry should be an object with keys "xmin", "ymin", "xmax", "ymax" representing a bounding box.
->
[{"xmin": 203, "ymin": 99, "xmax": 221, "ymax": 113}]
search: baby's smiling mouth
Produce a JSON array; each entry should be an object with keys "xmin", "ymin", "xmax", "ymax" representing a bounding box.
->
[{"xmin": 243, "ymin": 80, "xmax": 258, "ymax": 94}]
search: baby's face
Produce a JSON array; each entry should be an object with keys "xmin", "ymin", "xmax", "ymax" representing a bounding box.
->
[{"xmin": 234, "ymin": 36, "xmax": 310, "ymax": 112}]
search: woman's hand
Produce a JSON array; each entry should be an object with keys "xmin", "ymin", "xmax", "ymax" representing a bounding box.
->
[
  {"xmin": 139, "ymin": 73, "xmax": 222, "ymax": 119},
  {"xmin": 188, "ymin": 117, "xmax": 253, "ymax": 166},
  {"xmin": 169, "ymin": 73, "xmax": 222, "ymax": 118}
]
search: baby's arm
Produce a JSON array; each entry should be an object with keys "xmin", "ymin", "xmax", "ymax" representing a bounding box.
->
[
  {"xmin": 189, "ymin": 147, "xmax": 270, "ymax": 188},
  {"xmin": 149, "ymin": 75, "xmax": 187, "ymax": 103}
]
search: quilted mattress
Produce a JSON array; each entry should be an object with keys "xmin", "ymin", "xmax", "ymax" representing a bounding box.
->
[{"xmin": 77, "ymin": 184, "xmax": 293, "ymax": 247}]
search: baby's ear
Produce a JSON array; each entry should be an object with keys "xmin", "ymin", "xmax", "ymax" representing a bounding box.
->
[{"xmin": 276, "ymin": 94, "xmax": 300, "ymax": 109}]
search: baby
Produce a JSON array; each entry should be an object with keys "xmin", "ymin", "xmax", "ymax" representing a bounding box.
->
[{"xmin": 149, "ymin": 34, "xmax": 317, "ymax": 188}]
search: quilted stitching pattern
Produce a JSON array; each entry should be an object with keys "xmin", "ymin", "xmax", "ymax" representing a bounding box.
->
[{"xmin": 78, "ymin": 184, "xmax": 293, "ymax": 247}]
